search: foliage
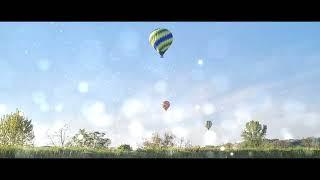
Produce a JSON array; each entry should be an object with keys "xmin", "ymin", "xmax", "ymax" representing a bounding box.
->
[
  {"xmin": 260, "ymin": 137, "xmax": 320, "ymax": 148},
  {"xmin": 241, "ymin": 120, "xmax": 267, "ymax": 148},
  {"xmin": 67, "ymin": 129, "xmax": 111, "ymax": 149},
  {"xmin": 1, "ymin": 109, "xmax": 320, "ymax": 158},
  {"xmin": 0, "ymin": 109, "xmax": 34, "ymax": 146},
  {"xmin": 142, "ymin": 131, "xmax": 177, "ymax": 149},
  {"xmin": 302, "ymin": 137, "xmax": 314, "ymax": 148},
  {"xmin": 143, "ymin": 132, "xmax": 162, "ymax": 149},
  {"xmin": 117, "ymin": 144, "xmax": 133, "ymax": 151}
]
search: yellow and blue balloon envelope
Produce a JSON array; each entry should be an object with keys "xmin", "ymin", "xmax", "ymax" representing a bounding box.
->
[{"xmin": 149, "ymin": 28, "xmax": 173, "ymax": 58}]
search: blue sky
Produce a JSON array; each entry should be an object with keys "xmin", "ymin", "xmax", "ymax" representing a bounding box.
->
[{"xmin": 0, "ymin": 22, "xmax": 319, "ymax": 147}]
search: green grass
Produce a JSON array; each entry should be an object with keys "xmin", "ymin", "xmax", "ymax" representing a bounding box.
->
[{"xmin": 1, "ymin": 146, "xmax": 320, "ymax": 158}]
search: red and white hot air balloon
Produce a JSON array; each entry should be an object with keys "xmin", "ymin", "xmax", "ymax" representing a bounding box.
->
[{"xmin": 162, "ymin": 100, "xmax": 170, "ymax": 111}]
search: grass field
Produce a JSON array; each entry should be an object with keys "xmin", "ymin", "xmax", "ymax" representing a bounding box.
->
[{"xmin": 1, "ymin": 146, "xmax": 320, "ymax": 158}]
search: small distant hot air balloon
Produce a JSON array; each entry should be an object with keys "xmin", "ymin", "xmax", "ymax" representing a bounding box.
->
[
  {"xmin": 149, "ymin": 28, "xmax": 173, "ymax": 58},
  {"xmin": 162, "ymin": 100, "xmax": 170, "ymax": 111},
  {"xmin": 205, "ymin": 121, "xmax": 213, "ymax": 130}
]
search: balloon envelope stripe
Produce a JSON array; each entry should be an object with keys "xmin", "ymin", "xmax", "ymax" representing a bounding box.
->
[
  {"xmin": 154, "ymin": 29, "xmax": 168, "ymax": 37},
  {"xmin": 154, "ymin": 33, "xmax": 173, "ymax": 49},
  {"xmin": 157, "ymin": 39, "xmax": 173, "ymax": 53},
  {"xmin": 152, "ymin": 29, "xmax": 167, "ymax": 36},
  {"xmin": 159, "ymin": 43, "xmax": 172, "ymax": 53},
  {"xmin": 153, "ymin": 29, "xmax": 170, "ymax": 40},
  {"xmin": 154, "ymin": 30, "xmax": 171, "ymax": 42},
  {"xmin": 152, "ymin": 34, "xmax": 171, "ymax": 49},
  {"xmin": 149, "ymin": 29, "xmax": 168, "ymax": 45}
]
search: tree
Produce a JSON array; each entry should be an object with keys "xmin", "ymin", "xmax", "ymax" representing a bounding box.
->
[
  {"xmin": 177, "ymin": 137, "xmax": 192, "ymax": 148},
  {"xmin": 67, "ymin": 129, "xmax": 111, "ymax": 149},
  {"xmin": 142, "ymin": 131, "xmax": 177, "ymax": 149},
  {"xmin": 302, "ymin": 137, "xmax": 313, "ymax": 148},
  {"xmin": 142, "ymin": 132, "xmax": 162, "ymax": 149},
  {"xmin": 224, "ymin": 143, "xmax": 234, "ymax": 149},
  {"xmin": 241, "ymin": 120, "xmax": 267, "ymax": 147},
  {"xmin": 117, "ymin": 144, "xmax": 133, "ymax": 151},
  {"xmin": 47, "ymin": 123, "xmax": 70, "ymax": 147},
  {"xmin": 311, "ymin": 138, "xmax": 320, "ymax": 147},
  {"xmin": 0, "ymin": 109, "xmax": 34, "ymax": 146},
  {"xmin": 161, "ymin": 132, "xmax": 176, "ymax": 147}
]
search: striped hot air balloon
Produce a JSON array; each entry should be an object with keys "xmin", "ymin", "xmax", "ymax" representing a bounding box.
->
[
  {"xmin": 205, "ymin": 121, "xmax": 213, "ymax": 130},
  {"xmin": 162, "ymin": 100, "xmax": 170, "ymax": 111},
  {"xmin": 149, "ymin": 28, "xmax": 173, "ymax": 58}
]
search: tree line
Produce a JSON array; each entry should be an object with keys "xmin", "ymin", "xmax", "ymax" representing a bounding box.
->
[{"xmin": 0, "ymin": 109, "xmax": 319, "ymax": 151}]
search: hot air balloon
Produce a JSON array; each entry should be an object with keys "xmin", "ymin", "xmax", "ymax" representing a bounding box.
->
[
  {"xmin": 162, "ymin": 100, "xmax": 170, "ymax": 111},
  {"xmin": 205, "ymin": 121, "xmax": 212, "ymax": 130},
  {"xmin": 149, "ymin": 28, "xmax": 173, "ymax": 58}
]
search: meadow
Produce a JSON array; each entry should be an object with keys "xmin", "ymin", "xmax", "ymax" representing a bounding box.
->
[{"xmin": 1, "ymin": 146, "xmax": 320, "ymax": 158}]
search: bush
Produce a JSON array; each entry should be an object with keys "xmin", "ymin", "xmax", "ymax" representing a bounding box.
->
[{"xmin": 117, "ymin": 144, "xmax": 132, "ymax": 151}]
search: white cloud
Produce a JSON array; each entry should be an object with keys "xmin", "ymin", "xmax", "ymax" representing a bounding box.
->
[
  {"xmin": 45, "ymin": 120, "xmax": 70, "ymax": 135},
  {"xmin": 220, "ymin": 119, "xmax": 240, "ymax": 133},
  {"xmin": 121, "ymin": 98, "xmax": 146, "ymax": 118},
  {"xmin": 198, "ymin": 59, "xmax": 204, "ymax": 66},
  {"xmin": 260, "ymin": 96, "xmax": 273, "ymax": 110},
  {"xmin": 281, "ymin": 128, "xmax": 294, "ymax": 140},
  {"xmin": 128, "ymin": 121, "xmax": 145, "ymax": 138},
  {"xmin": 32, "ymin": 91, "xmax": 51, "ymax": 112},
  {"xmin": 171, "ymin": 127, "xmax": 189, "ymax": 138},
  {"xmin": 52, "ymin": 120, "xmax": 66, "ymax": 130},
  {"xmin": 195, "ymin": 104, "xmax": 201, "ymax": 111},
  {"xmin": 154, "ymin": 80, "xmax": 167, "ymax": 94},
  {"xmin": 78, "ymin": 81, "xmax": 89, "ymax": 93},
  {"xmin": 304, "ymin": 113, "xmax": 319, "ymax": 127},
  {"xmin": 283, "ymin": 100, "xmax": 306, "ymax": 114},
  {"xmin": 33, "ymin": 123, "xmax": 51, "ymax": 146},
  {"xmin": 202, "ymin": 103, "xmax": 216, "ymax": 115},
  {"xmin": 203, "ymin": 130, "xmax": 218, "ymax": 146},
  {"xmin": 39, "ymin": 102, "xmax": 50, "ymax": 112},
  {"xmin": 55, "ymin": 104, "xmax": 64, "ymax": 112},
  {"xmin": 82, "ymin": 101, "xmax": 113, "ymax": 127},
  {"xmin": 37, "ymin": 59, "xmax": 50, "ymax": 71},
  {"xmin": 234, "ymin": 107, "xmax": 252, "ymax": 125},
  {"xmin": 163, "ymin": 107, "xmax": 187, "ymax": 124},
  {"xmin": 0, "ymin": 104, "xmax": 7, "ymax": 115},
  {"xmin": 116, "ymin": 120, "xmax": 154, "ymax": 149}
]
